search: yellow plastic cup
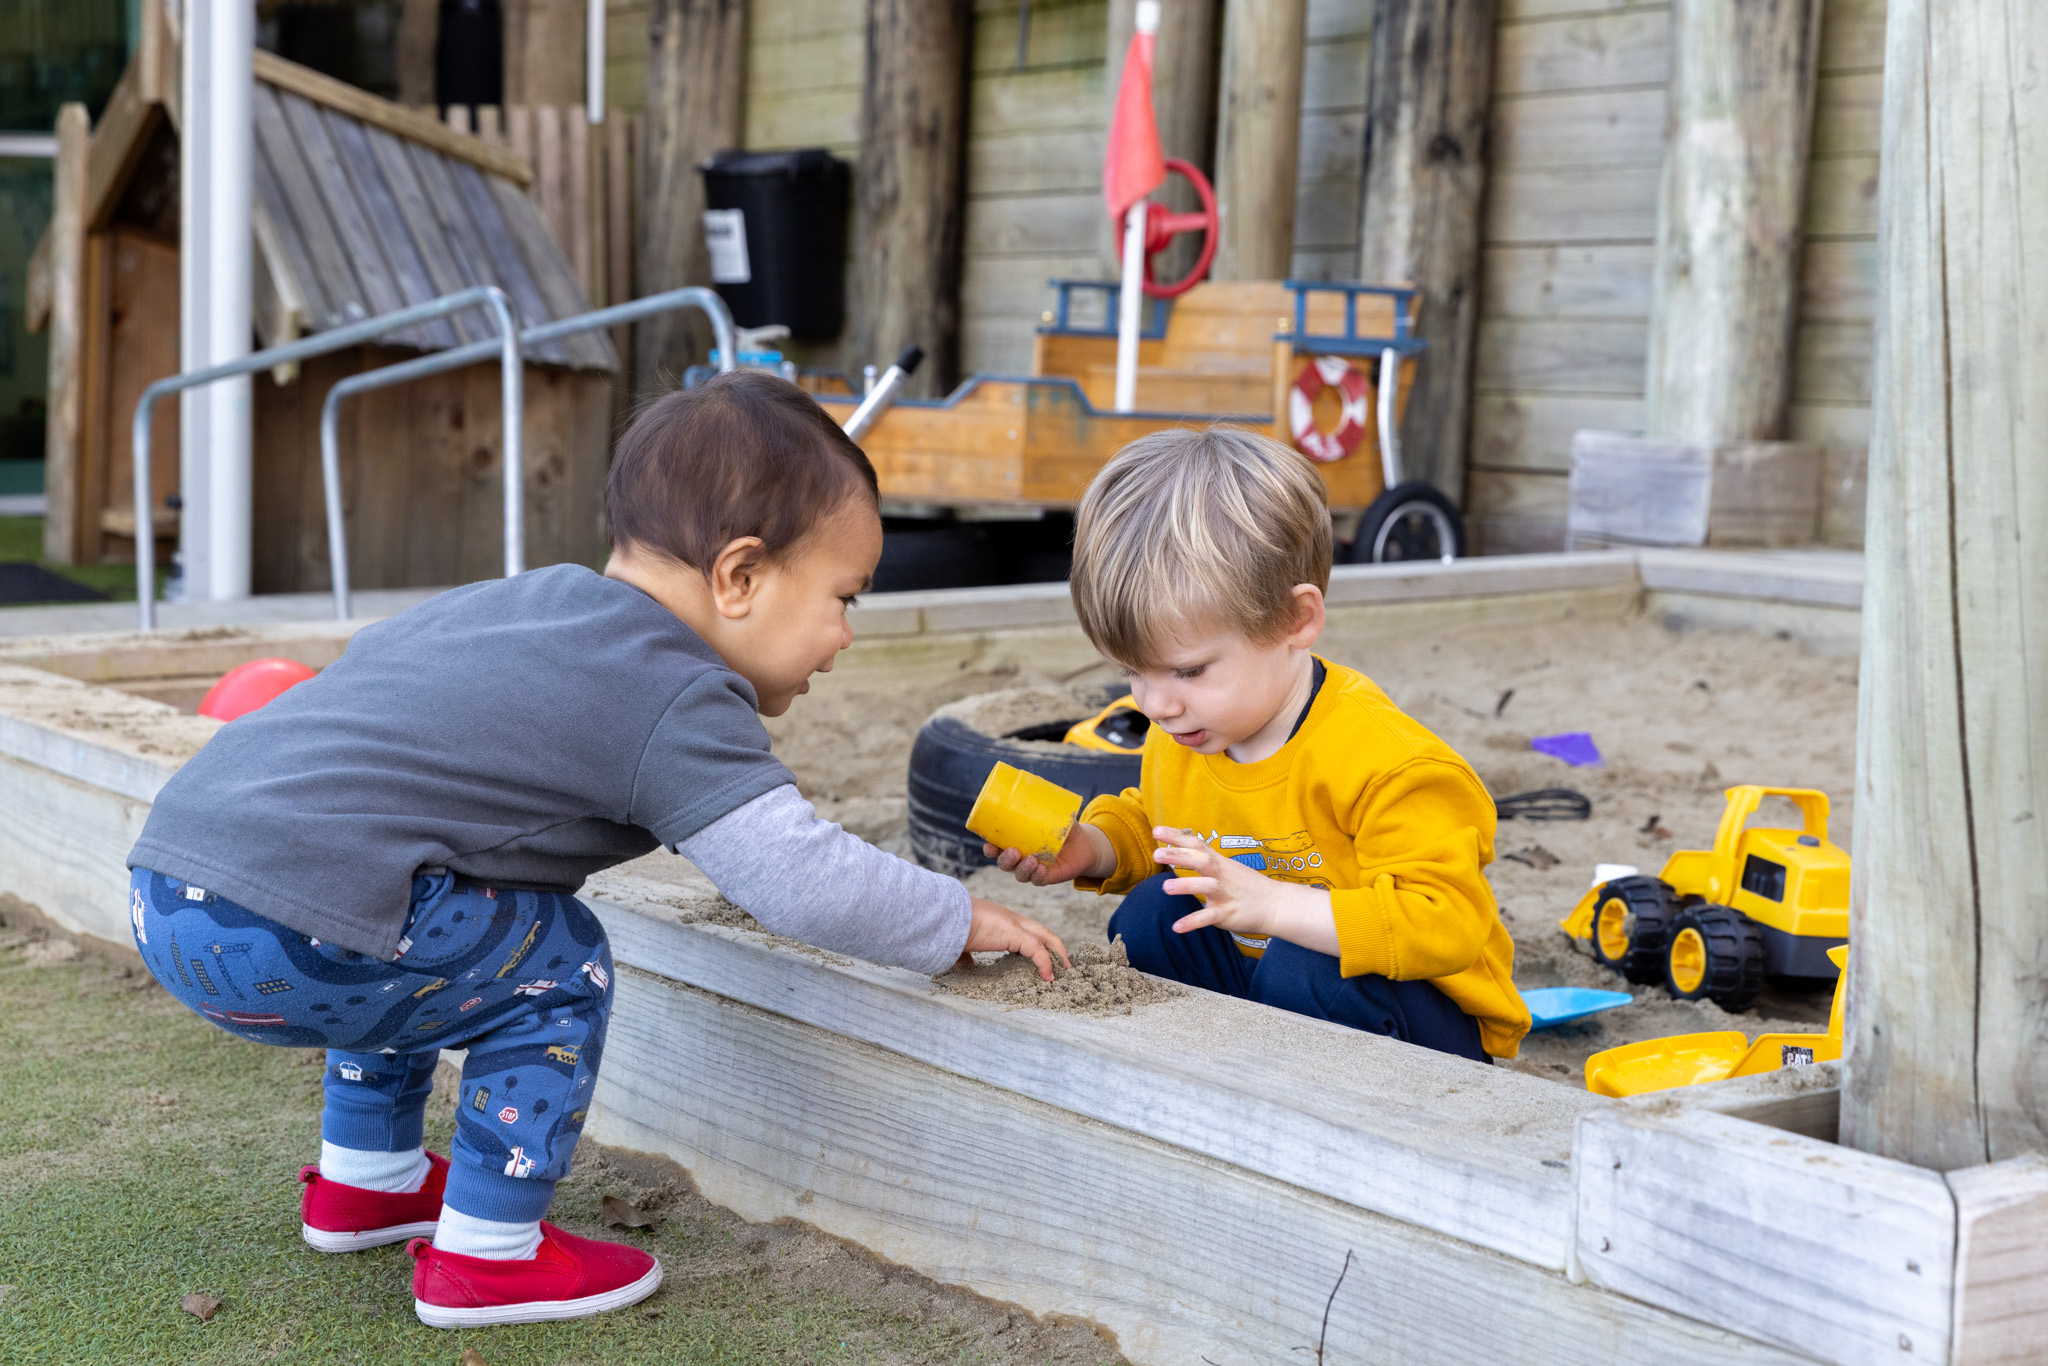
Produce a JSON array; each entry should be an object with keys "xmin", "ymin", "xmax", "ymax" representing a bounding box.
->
[{"xmin": 966, "ymin": 762, "xmax": 1084, "ymax": 863}]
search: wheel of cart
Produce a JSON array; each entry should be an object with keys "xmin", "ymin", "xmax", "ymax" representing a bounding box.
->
[{"xmin": 1338, "ymin": 346, "xmax": 1464, "ymax": 563}]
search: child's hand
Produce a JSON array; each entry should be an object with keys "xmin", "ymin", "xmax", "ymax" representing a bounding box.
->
[
  {"xmin": 983, "ymin": 823, "xmax": 1115, "ymax": 887},
  {"xmin": 1151, "ymin": 827, "xmax": 1340, "ymax": 956},
  {"xmin": 962, "ymin": 897, "xmax": 1072, "ymax": 981}
]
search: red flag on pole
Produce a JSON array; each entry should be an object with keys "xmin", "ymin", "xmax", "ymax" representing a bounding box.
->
[{"xmin": 1102, "ymin": 9, "xmax": 1166, "ymax": 222}]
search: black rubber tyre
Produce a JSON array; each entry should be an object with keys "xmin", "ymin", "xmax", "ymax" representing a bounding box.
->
[
  {"xmin": 1343, "ymin": 481, "xmax": 1466, "ymax": 564},
  {"xmin": 871, "ymin": 524, "xmax": 1003, "ymax": 593},
  {"xmin": 1586, "ymin": 875, "xmax": 1679, "ymax": 985},
  {"xmin": 1664, "ymin": 904, "xmax": 1767, "ymax": 1012},
  {"xmin": 907, "ymin": 711, "xmax": 1143, "ymax": 876}
]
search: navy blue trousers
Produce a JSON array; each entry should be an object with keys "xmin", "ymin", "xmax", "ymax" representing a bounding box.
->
[
  {"xmin": 130, "ymin": 867, "xmax": 613, "ymax": 1223},
  {"xmin": 1107, "ymin": 873, "xmax": 1488, "ymax": 1062}
]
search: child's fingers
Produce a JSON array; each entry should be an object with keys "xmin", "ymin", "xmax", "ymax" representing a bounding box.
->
[
  {"xmin": 1171, "ymin": 904, "xmax": 1224, "ymax": 934},
  {"xmin": 1162, "ymin": 875, "xmax": 1219, "ymax": 899},
  {"xmin": 994, "ymin": 846, "xmax": 1023, "ymax": 872},
  {"xmin": 1150, "ymin": 826, "xmax": 1206, "ymax": 851}
]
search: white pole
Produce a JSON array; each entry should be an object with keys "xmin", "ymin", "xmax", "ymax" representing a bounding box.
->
[
  {"xmin": 180, "ymin": 0, "xmax": 254, "ymax": 601},
  {"xmin": 1114, "ymin": 204, "xmax": 1146, "ymax": 412},
  {"xmin": 587, "ymin": 0, "xmax": 606, "ymax": 125}
]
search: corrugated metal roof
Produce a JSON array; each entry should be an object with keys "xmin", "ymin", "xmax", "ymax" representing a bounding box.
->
[{"xmin": 250, "ymin": 82, "xmax": 616, "ymax": 372}]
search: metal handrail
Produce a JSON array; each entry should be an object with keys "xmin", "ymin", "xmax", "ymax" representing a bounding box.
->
[
  {"xmin": 130, "ymin": 286, "xmax": 522, "ymax": 631},
  {"xmin": 317, "ymin": 286, "xmax": 737, "ymax": 619}
]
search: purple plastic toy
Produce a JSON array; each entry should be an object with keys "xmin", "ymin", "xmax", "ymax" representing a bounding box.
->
[{"xmin": 1531, "ymin": 731, "xmax": 1603, "ymax": 767}]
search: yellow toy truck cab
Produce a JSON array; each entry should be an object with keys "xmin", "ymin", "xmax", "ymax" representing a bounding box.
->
[
  {"xmin": 1559, "ymin": 786, "xmax": 1850, "ymax": 1011},
  {"xmin": 1584, "ymin": 946, "xmax": 1848, "ymax": 1097}
]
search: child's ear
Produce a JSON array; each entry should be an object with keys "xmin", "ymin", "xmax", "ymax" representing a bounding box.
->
[
  {"xmin": 1285, "ymin": 584, "xmax": 1326, "ymax": 646},
  {"xmin": 708, "ymin": 536, "xmax": 769, "ymax": 617}
]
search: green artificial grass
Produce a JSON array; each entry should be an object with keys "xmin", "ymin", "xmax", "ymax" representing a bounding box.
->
[
  {"xmin": 0, "ymin": 515, "xmax": 156, "ymax": 603},
  {"xmin": 0, "ymin": 924, "xmax": 1119, "ymax": 1365}
]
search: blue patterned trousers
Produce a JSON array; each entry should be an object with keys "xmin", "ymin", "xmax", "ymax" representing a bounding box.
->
[{"xmin": 129, "ymin": 867, "xmax": 613, "ymax": 1223}]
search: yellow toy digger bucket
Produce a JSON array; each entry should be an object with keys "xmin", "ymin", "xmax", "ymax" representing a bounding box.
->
[{"xmin": 1583, "ymin": 944, "xmax": 1852, "ymax": 1098}]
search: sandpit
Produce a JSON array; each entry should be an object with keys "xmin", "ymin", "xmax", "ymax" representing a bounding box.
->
[{"xmin": 764, "ymin": 605, "xmax": 1857, "ymax": 1086}]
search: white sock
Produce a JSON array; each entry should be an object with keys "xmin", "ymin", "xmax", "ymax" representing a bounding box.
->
[
  {"xmin": 434, "ymin": 1206, "xmax": 544, "ymax": 1261},
  {"xmin": 320, "ymin": 1142, "xmax": 430, "ymax": 1194}
]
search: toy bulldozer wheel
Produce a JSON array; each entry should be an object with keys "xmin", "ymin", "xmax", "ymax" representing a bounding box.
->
[
  {"xmin": 1664, "ymin": 905, "xmax": 1766, "ymax": 1012},
  {"xmin": 1589, "ymin": 876, "xmax": 1677, "ymax": 985}
]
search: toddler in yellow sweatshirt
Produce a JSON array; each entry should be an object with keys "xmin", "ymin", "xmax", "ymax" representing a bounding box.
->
[{"xmin": 985, "ymin": 426, "xmax": 1529, "ymax": 1060}]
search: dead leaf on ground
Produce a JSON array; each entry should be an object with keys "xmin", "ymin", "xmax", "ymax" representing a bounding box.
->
[
  {"xmin": 1502, "ymin": 845, "xmax": 1560, "ymax": 870},
  {"xmin": 180, "ymin": 1292, "xmax": 222, "ymax": 1321},
  {"xmin": 642, "ymin": 1305, "xmax": 666, "ymax": 1320},
  {"xmin": 461, "ymin": 1349, "xmax": 492, "ymax": 1366},
  {"xmin": 602, "ymin": 1194, "xmax": 665, "ymax": 1230}
]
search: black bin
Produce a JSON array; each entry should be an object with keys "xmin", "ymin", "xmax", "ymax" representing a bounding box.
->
[{"xmin": 698, "ymin": 148, "xmax": 850, "ymax": 338}]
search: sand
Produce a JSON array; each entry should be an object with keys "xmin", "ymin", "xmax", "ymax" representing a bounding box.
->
[
  {"xmin": 765, "ymin": 606, "xmax": 1858, "ymax": 1085},
  {"xmin": 937, "ymin": 938, "xmax": 1183, "ymax": 1016}
]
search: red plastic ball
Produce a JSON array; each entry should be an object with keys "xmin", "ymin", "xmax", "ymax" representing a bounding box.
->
[{"xmin": 197, "ymin": 657, "xmax": 319, "ymax": 722}]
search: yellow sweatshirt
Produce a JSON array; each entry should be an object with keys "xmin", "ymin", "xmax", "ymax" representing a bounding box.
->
[{"xmin": 1077, "ymin": 659, "xmax": 1530, "ymax": 1059}]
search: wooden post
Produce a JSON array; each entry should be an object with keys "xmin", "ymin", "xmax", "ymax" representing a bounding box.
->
[
  {"xmin": 1211, "ymin": 0, "xmax": 1305, "ymax": 281},
  {"xmin": 851, "ymin": 0, "xmax": 969, "ymax": 396},
  {"xmin": 396, "ymin": 0, "xmax": 438, "ymax": 108},
  {"xmin": 636, "ymin": 0, "xmax": 746, "ymax": 394},
  {"xmin": 1099, "ymin": 0, "xmax": 1220, "ymax": 279},
  {"xmin": 1843, "ymin": 0, "xmax": 2048, "ymax": 1171},
  {"xmin": 1355, "ymin": 0, "xmax": 1497, "ymax": 502},
  {"xmin": 503, "ymin": 0, "xmax": 586, "ymax": 107},
  {"xmin": 41, "ymin": 105, "xmax": 91, "ymax": 566},
  {"xmin": 1642, "ymin": 0, "xmax": 1821, "ymax": 442}
]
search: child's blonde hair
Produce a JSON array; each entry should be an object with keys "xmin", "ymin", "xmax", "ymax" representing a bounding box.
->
[{"xmin": 1070, "ymin": 426, "xmax": 1332, "ymax": 668}]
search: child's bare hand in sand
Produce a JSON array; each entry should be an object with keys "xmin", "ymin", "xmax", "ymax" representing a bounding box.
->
[
  {"xmin": 961, "ymin": 898, "xmax": 1071, "ymax": 980},
  {"xmin": 983, "ymin": 823, "xmax": 1116, "ymax": 887},
  {"xmin": 1151, "ymin": 827, "xmax": 1340, "ymax": 957}
]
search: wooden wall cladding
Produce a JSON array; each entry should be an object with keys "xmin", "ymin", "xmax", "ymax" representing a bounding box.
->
[
  {"xmin": 251, "ymin": 347, "xmax": 611, "ymax": 595},
  {"xmin": 1465, "ymin": 0, "xmax": 1885, "ymax": 554}
]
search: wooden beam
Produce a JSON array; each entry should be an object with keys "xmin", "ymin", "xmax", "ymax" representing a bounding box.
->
[
  {"xmin": 1575, "ymin": 1102, "xmax": 1957, "ymax": 1362},
  {"xmin": 83, "ymin": 62, "xmax": 163, "ymax": 233},
  {"xmin": 41, "ymin": 105, "xmax": 90, "ymax": 567},
  {"xmin": 1358, "ymin": 0, "xmax": 1496, "ymax": 505},
  {"xmin": 503, "ymin": 0, "xmax": 586, "ymax": 107},
  {"xmin": 1842, "ymin": 0, "xmax": 2048, "ymax": 1170},
  {"xmin": 852, "ymin": 0, "xmax": 970, "ymax": 395},
  {"xmin": 395, "ymin": 0, "xmax": 438, "ymax": 108},
  {"xmin": 250, "ymin": 49, "xmax": 533, "ymax": 187},
  {"xmin": 1949, "ymin": 1155, "xmax": 2048, "ymax": 1363},
  {"xmin": 636, "ymin": 0, "xmax": 747, "ymax": 393},
  {"xmin": 591, "ymin": 964, "xmax": 1812, "ymax": 1366},
  {"xmin": 1642, "ymin": 0, "xmax": 1822, "ymax": 442},
  {"xmin": 1212, "ymin": 0, "xmax": 1306, "ymax": 280},
  {"xmin": 1099, "ymin": 0, "xmax": 1221, "ymax": 280}
]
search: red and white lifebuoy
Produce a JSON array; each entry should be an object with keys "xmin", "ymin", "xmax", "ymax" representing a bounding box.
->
[{"xmin": 1287, "ymin": 356, "xmax": 1370, "ymax": 463}]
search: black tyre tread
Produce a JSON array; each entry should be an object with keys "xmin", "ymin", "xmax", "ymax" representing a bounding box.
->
[
  {"xmin": 907, "ymin": 714, "xmax": 1143, "ymax": 876},
  {"xmin": 1670, "ymin": 904, "xmax": 1767, "ymax": 1012},
  {"xmin": 1588, "ymin": 875, "xmax": 1678, "ymax": 985},
  {"xmin": 1342, "ymin": 481, "xmax": 1467, "ymax": 564}
]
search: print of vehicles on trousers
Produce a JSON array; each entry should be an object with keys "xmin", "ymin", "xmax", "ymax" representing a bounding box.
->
[
  {"xmin": 546, "ymin": 1045, "xmax": 580, "ymax": 1065},
  {"xmin": 513, "ymin": 979, "xmax": 558, "ymax": 997},
  {"xmin": 504, "ymin": 1146, "xmax": 536, "ymax": 1178},
  {"xmin": 1558, "ymin": 786, "xmax": 1849, "ymax": 1012},
  {"xmin": 337, "ymin": 1062, "xmax": 364, "ymax": 1081}
]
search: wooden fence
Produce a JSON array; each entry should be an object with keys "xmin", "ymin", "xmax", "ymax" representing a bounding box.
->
[{"xmin": 443, "ymin": 104, "xmax": 642, "ymax": 373}]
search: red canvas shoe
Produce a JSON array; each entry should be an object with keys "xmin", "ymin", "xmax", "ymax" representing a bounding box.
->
[
  {"xmin": 408, "ymin": 1221, "xmax": 663, "ymax": 1327},
  {"xmin": 299, "ymin": 1152, "xmax": 448, "ymax": 1252}
]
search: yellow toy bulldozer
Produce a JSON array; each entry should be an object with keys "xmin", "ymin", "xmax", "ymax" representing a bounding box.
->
[{"xmin": 1559, "ymin": 786, "xmax": 1850, "ymax": 1011}]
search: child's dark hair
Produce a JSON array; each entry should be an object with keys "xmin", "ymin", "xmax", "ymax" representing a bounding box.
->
[{"xmin": 606, "ymin": 370, "xmax": 879, "ymax": 572}]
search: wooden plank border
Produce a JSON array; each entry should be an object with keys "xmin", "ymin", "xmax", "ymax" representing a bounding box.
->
[
  {"xmin": 591, "ymin": 963, "xmax": 1813, "ymax": 1366},
  {"xmin": 1574, "ymin": 1102, "xmax": 1956, "ymax": 1362}
]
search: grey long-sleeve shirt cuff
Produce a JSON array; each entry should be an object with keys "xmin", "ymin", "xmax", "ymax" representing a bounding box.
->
[{"xmin": 675, "ymin": 784, "xmax": 972, "ymax": 974}]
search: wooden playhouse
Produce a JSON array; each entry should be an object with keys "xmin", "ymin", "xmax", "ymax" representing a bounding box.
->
[{"xmin": 27, "ymin": 40, "xmax": 616, "ymax": 594}]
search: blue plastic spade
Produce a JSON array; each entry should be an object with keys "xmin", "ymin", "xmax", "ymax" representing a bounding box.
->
[{"xmin": 1523, "ymin": 986, "xmax": 1632, "ymax": 1030}]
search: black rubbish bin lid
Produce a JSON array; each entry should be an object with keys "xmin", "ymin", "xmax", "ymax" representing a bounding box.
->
[{"xmin": 698, "ymin": 147, "xmax": 843, "ymax": 180}]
